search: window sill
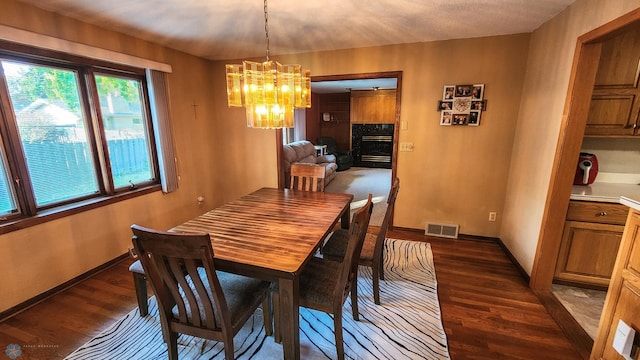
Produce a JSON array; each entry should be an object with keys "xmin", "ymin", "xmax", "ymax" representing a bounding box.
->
[{"xmin": 0, "ymin": 184, "xmax": 161, "ymax": 235}]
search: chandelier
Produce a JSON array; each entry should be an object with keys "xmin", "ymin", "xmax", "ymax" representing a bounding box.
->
[{"xmin": 225, "ymin": 0, "xmax": 311, "ymax": 129}]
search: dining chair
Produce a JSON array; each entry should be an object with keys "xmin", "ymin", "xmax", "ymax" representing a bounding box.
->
[
  {"xmin": 322, "ymin": 177, "xmax": 400, "ymax": 305},
  {"xmin": 130, "ymin": 224, "xmax": 272, "ymax": 360},
  {"xmin": 272, "ymin": 194, "xmax": 373, "ymax": 360},
  {"xmin": 290, "ymin": 163, "xmax": 326, "ymax": 191},
  {"xmin": 128, "ymin": 258, "xmax": 149, "ymax": 316}
]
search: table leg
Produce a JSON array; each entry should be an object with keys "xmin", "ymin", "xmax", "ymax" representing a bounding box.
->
[
  {"xmin": 341, "ymin": 203, "xmax": 350, "ymax": 229},
  {"xmin": 279, "ymin": 277, "xmax": 300, "ymax": 360}
]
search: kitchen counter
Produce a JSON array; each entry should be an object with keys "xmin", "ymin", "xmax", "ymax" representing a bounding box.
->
[{"xmin": 571, "ymin": 182, "xmax": 640, "ymax": 205}]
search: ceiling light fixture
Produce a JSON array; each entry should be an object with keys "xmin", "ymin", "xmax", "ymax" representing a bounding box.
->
[{"xmin": 225, "ymin": 0, "xmax": 311, "ymax": 129}]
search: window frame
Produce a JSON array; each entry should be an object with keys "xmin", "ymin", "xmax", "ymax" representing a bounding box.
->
[{"xmin": 0, "ymin": 42, "xmax": 162, "ymax": 234}]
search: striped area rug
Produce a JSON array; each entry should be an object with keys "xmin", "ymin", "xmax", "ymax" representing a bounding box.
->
[{"xmin": 65, "ymin": 239, "xmax": 450, "ymax": 360}]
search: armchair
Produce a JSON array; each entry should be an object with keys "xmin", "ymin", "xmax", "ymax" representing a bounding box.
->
[{"xmin": 317, "ymin": 136, "xmax": 353, "ymax": 171}]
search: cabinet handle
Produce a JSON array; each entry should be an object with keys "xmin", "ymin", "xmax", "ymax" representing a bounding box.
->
[{"xmin": 596, "ymin": 211, "xmax": 607, "ymax": 217}]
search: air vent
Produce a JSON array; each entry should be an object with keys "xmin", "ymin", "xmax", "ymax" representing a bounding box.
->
[{"xmin": 425, "ymin": 222, "xmax": 459, "ymax": 239}]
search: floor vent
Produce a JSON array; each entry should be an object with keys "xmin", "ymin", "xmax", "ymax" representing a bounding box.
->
[{"xmin": 425, "ymin": 222, "xmax": 459, "ymax": 239}]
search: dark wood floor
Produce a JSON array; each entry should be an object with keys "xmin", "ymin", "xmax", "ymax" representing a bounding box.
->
[{"xmin": 0, "ymin": 229, "xmax": 581, "ymax": 359}]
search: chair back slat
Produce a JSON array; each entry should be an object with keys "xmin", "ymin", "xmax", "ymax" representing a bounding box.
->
[
  {"xmin": 131, "ymin": 225, "xmax": 229, "ymax": 332},
  {"xmin": 335, "ymin": 194, "xmax": 373, "ymax": 304},
  {"xmin": 290, "ymin": 163, "xmax": 326, "ymax": 191}
]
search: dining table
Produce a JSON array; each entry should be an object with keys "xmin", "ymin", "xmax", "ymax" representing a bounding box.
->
[{"xmin": 170, "ymin": 187, "xmax": 353, "ymax": 360}]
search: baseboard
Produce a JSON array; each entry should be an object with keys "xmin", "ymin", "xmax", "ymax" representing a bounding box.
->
[
  {"xmin": 391, "ymin": 226, "xmax": 530, "ymax": 282},
  {"xmin": 495, "ymin": 237, "xmax": 531, "ymax": 284},
  {"xmin": 0, "ymin": 253, "xmax": 130, "ymax": 322},
  {"xmin": 536, "ymin": 290, "xmax": 593, "ymax": 360}
]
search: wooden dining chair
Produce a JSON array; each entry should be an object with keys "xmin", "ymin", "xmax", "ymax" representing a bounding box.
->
[
  {"xmin": 130, "ymin": 224, "xmax": 272, "ymax": 360},
  {"xmin": 272, "ymin": 194, "xmax": 373, "ymax": 360},
  {"xmin": 128, "ymin": 258, "xmax": 149, "ymax": 316},
  {"xmin": 289, "ymin": 163, "xmax": 326, "ymax": 191},
  {"xmin": 322, "ymin": 177, "xmax": 400, "ymax": 305}
]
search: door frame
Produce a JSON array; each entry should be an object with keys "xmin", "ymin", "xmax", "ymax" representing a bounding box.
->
[
  {"xmin": 276, "ymin": 71, "xmax": 403, "ymax": 192},
  {"xmin": 530, "ymin": 8, "xmax": 640, "ymax": 291}
]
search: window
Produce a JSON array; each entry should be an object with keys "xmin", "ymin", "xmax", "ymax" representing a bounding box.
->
[{"xmin": 0, "ymin": 49, "xmax": 161, "ymax": 225}]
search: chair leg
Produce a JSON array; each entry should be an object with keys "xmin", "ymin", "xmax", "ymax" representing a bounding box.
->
[
  {"xmin": 379, "ymin": 250, "xmax": 385, "ymax": 281},
  {"xmin": 272, "ymin": 292, "xmax": 281, "ymax": 343},
  {"xmin": 224, "ymin": 334, "xmax": 235, "ymax": 360},
  {"xmin": 372, "ymin": 264, "xmax": 381, "ymax": 305},
  {"xmin": 132, "ymin": 272, "xmax": 148, "ymax": 316},
  {"xmin": 167, "ymin": 331, "xmax": 178, "ymax": 360},
  {"xmin": 262, "ymin": 296, "xmax": 273, "ymax": 336},
  {"xmin": 351, "ymin": 270, "xmax": 359, "ymax": 321},
  {"xmin": 334, "ymin": 310, "xmax": 345, "ymax": 360}
]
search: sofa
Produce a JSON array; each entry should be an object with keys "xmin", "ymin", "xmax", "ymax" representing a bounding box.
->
[{"xmin": 283, "ymin": 140, "xmax": 338, "ymax": 187}]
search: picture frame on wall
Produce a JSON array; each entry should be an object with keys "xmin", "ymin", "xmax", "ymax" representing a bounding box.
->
[
  {"xmin": 438, "ymin": 83, "xmax": 486, "ymax": 126},
  {"xmin": 452, "ymin": 113, "xmax": 468, "ymax": 125},
  {"xmin": 440, "ymin": 111, "xmax": 452, "ymax": 125},
  {"xmin": 472, "ymin": 100, "xmax": 486, "ymax": 111},
  {"xmin": 468, "ymin": 111, "xmax": 481, "ymax": 126},
  {"xmin": 443, "ymin": 86, "xmax": 455, "ymax": 100},
  {"xmin": 471, "ymin": 84, "xmax": 484, "ymax": 99},
  {"xmin": 455, "ymin": 84, "xmax": 473, "ymax": 97},
  {"xmin": 438, "ymin": 101, "xmax": 453, "ymax": 111}
]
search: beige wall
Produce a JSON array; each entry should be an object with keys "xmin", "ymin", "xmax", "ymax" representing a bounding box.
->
[
  {"xmin": 214, "ymin": 34, "xmax": 531, "ymax": 238},
  {"xmin": 4, "ymin": 0, "xmax": 631, "ymax": 313},
  {"xmin": 0, "ymin": 0, "xmax": 275, "ymax": 312},
  {"xmin": 501, "ymin": 0, "xmax": 640, "ymax": 275}
]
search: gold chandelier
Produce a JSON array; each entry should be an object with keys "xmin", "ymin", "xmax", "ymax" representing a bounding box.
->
[{"xmin": 225, "ymin": 0, "xmax": 311, "ymax": 129}]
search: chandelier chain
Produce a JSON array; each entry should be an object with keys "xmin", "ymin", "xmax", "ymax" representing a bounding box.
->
[{"xmin": 264, "ymin": 0, "xmax": 270, "ymax": 61}]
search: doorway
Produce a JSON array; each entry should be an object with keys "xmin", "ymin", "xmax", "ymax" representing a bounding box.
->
[
  {"xmin": 309, "ymin": 72, "xmax": 402, "ymax": 226},
  {"xmin": 530, "ymin": 9, "xmax": 640, "ymax": 357}
]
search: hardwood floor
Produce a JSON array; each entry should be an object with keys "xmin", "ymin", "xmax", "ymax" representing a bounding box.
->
[
  {"xmin": 388, "ymin": 228, "xmax": 581, "ymax": 360},
  {"xmin": 0, "ymin": 229, "xmax": 581, "ymax": 359}
]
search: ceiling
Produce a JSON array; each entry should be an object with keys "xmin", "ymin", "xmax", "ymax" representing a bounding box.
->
[
  {"xmin": 17, "ymin": 0, "xmax": 576, "ymax": 93},
  {"xmin": 20, "ymin": 0, "xmax": 576, "ymax": 62}
]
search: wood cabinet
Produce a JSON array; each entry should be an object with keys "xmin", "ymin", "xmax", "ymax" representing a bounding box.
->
[
  {"xmin": 554, "ymin": 201, "xmax": 627, "ymax": 287},
  {"xmin": 591, "ymin": 207, "xmax": 640, "ymax": 359},
  {"xmin": 586, "ymin": 26, "xmax": 640, "ymax": 136},
  {"xmin": 350, "ymin": 89, "xmax": 396, "ymax": 124}
]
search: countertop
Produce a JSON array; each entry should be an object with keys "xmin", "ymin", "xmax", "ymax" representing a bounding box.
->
[{"xmin": 571, "ymin": 183, "xmax": 640, "ymax": 211}]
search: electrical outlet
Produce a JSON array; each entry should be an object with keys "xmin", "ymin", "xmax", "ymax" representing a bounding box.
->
[
  {"xmin": 489, "ymin": 212, "xmax": 497, "ymax": 222},
  {"xmin": 399, "ymin": 142, "xmax": 414, "ymax": 151}
]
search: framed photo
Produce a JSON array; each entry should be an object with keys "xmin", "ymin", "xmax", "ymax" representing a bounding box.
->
[
  {"xmin": 471, "ymin": 84, "xmax": 484, "ymax": 99},
  {"xmin": 455, "ymin": 84, "xmax": 473, "ymax": 97},
  {"xmin": 438, "ymin": 83, "xmax": 485, "ymax": 126},
  {"xmin": 468, "ymin": 111, "xmax": 481, "ymax": 126},
  {"xmin": 440, "ymin": 111, "xmax": 452, "ymax": 125},
  {"xmin": 438, "ymin": 101, "xmax": 453, "ymax": 111},
  {"xmin": 443, "ymin": 86, "xmax": 455, "ymax": 100},
  {"xmin": 471, "ymin": 100, "xmax": 486, "ymax": 111},
  {"xmin": 452, "ymin": 113, "xmax": 468, "ymax": 125}
]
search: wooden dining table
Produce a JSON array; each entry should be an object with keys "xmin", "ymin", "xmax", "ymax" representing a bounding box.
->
[{"xmin": 170, "ymin": 187, "xmax": 353, "ymax": 360}]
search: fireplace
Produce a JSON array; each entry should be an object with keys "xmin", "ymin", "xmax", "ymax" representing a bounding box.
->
[{"xmin": 352, "ymin": 124, "xmax": 394, "ymax": 168}]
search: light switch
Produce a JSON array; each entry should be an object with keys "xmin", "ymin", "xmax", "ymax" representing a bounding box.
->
[{"xmin": 612, "ymin": 319, "xmax": 635, "ymax": 359}]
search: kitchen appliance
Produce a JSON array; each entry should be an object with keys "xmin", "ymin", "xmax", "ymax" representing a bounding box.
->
[{"xmin": 573, "ymin": 152, "xmax": 598, "ymax": 185}]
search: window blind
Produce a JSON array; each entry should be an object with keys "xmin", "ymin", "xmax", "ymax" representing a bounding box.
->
[{"xmin": 146, "ymin": 69, "xmax": 178, "ymax": 193}]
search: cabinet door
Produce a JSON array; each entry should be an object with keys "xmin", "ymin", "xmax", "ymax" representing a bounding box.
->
[
  {"xmin": 350, "ymin": 90, "xmax": 396, "ymax": 124},
  {"xmin": 586, "ymin": 26, "xmax": 640, "ymax": 136},
  {"xmin": 592, "ymin": 210, "xmax": 640, "ymax": 359},
  {"xmin": 554, "ymin": 221, "xmax": 624, "ymax": 287}
]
